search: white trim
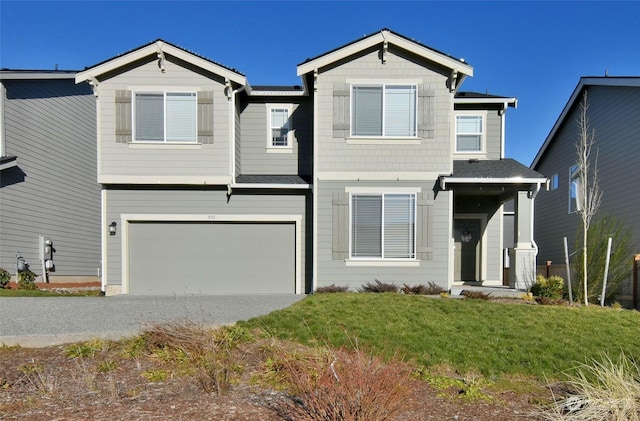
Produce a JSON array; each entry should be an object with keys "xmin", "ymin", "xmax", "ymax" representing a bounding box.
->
[
  {"xmin": 297, "ymin": 30, "xmax": 473, "ymax": 77},
  {"xmin": 346, "ymin": 138, "xmax": 422, "ymax": 145},
  {"xmin": 345, "ymin": 186, "xmax": 421, "ymax": 193},
  {"xmin": 120, "ymin": 213, "xmax": 303, "ymax": 295},
  {"xmin": 346, "ymin": 78, "xmax": 423, "ymax": 85},
  {"xmin": 345, "ymin": 260, "xmax": 420, "ymax": 267},
  {"xmin": 250, "ymin": 90, "xmax": 305, "ymax": 96},
  {"xmin": 1, "ymin": 71, "xmax": 77, "ymax": 80},
  {"xmin": 76, "ymin": 40, "xmax": 246, "ymax": 85},
  {"xmin": 319, "ymin": 171, "xmax": 443, "ymax": 181},
  {"xmin": 454, "ymin": 97, "xmax": 517, "ymax": 107},
  {"xmin": 454, "ymin": 111, "xmax": 487, "ymax": 154},
  {"xmin": 98, "ymin": 175, "xmax": 232, "ymax": 184},
  {"xmin": 128, "ymin": 85, "xmax": 202, "ymax": 92},
  {"xmin": 230, "ymin": 183, "xmax": 311, "ymax": 190},
  {"xmin": 0, "ymin": 82, "xmax": 5, "ymax": 157},
  {"xmin": 266, "ymin": 104, "xmax": 294, "ymax": 149},
  {"xmin": 441, "ymin": 177, "xmax": 548, "ymax": 187},
  {"xmin": 101, "ymin": 189, "xmax": 107, "ymax": 293},
  {"xmin": 0, "ymin": 159, "xmax": 17, "ymax": 171},
  {"xmin": 128, "ymin": 143, "xmax": 202, "ymax": 150},
  {"xmin": 312, "ymin": 70, "xmax": 319, "ymax": 293}
]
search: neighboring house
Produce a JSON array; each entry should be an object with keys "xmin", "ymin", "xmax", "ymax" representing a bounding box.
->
[
  {"xmin": 73, "ymin": 29, "xmax": 545, "ymax": 295},
  {"xmin": 531, "ymin": 76, "xmax": 640, "ymax": 306},
  {"xmin": 0, "ymin": 71, "xmax": 100, "ymax": 282}
]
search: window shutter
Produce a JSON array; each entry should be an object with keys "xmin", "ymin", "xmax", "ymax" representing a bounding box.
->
[
  {"xmin": 198, "ymin": 91, "xmax": 214, "ymax": 144},
  {"xmin": 332, "ymin": 191, "xmax": 349, "ymax": 260},
  {"xmin": 417, "ymin": 84, "xmax": 435, "ymax": 139},
  {"xmin": 115, "ymin": 90, "xmax": 132, "ymax": 143},
  {"xmin": 417, "ymin": 191, "xmax": 434, "ymax": 260},
  {"xmin": 332, "ymin": 83, "xmax": 350, "ymax": 138}
]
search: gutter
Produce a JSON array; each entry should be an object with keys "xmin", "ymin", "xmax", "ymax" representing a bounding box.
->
[{"xmin": 230, "ymin": 183, "xmax": 311, "ymax": 190}]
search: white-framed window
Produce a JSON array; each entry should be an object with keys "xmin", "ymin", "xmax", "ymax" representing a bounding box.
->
[
  {"xmin": 134, "ymin": 91, "xmax": 197, "ymax": 143},
  {"xmin": 569, "ymin": 165, "xmax": 581, "ymax": 213},
  {"xmin": 455, "ymin": 113, "xmax": 485, "ymax": 152},
  {"xmin": 351, "ymin": 84, "xmax": 417, "ymax": 137},
  {"xmin": 266, "ymin": 105, "xmax": 293, "ymax": 149},
  {"xmin": 550, "ymin": 173, "xmax": 559, "ymax": 190},
  {"xmin": 350, "ymin": 193, "xmax": 416, "ymax": 259}
]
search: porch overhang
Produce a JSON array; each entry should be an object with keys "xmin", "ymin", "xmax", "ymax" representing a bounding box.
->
[{"xmin": 439, "ymin": 159, "xmax": 547, "ymax": 200}]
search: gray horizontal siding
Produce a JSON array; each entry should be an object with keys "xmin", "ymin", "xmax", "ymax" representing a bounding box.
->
[
  {"xmin": 0, "ymin": 79, "xmax": 100, "ymax": 278},
  {"xmin": 104, "ymin": 188, "xmax": 311, "ymax": 291},
  {"xmin": 316, "ymin": 180, "xmax": 451, "ymax": 290},
  {"xmin": 534, "ymin": 85, "xmax": 640, "ymax": 265}
]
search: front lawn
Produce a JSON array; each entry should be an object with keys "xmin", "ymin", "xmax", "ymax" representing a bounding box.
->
[{"xmin": 240, "ymin": 293, "xmax": 640, "ymax": 380}]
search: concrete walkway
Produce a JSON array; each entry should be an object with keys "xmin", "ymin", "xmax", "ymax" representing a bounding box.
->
[{"xmin": 0, "ymin": 294, "xmax": 305, "ymax": 347}]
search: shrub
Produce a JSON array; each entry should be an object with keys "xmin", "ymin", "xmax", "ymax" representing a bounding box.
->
[
  {"xmin": 270, "ymin": 347, "xmax": 413, "ymax": 421},
  {"xmin": 460, "ymin": 290, "xmax": 491, "ymax": 300},
  {"xmin": 531, "ymin": 275, "xmax": 567, "ymax": 300},
  {"xmin": 0, "ymin": 267, "xmax": 10, "ymax": 288},
  {"xmin": 359, "ymin": 279, "xmax": 398, "ymax": 293},
  {"xmin": 17, "ymin": 270, "xmax": 37, "ymax": 290},
  {"xmin": 400, "ymin": 281, "xmax": 445, "ymax": 295},
  {"xmin": 540, "ymin": 353, "xmax": 640, "ymax": 420},
  {"xmin": 315, "ymin": 284, "xmax": 349, "ymax": 293}
]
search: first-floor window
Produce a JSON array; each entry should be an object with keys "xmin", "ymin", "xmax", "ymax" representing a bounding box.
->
[
  {"xmin": 134, "ymin": 91, "xmax": 197, "ymax": 142},
  {"xmin": 569, "ymin": 165, "xmax": 581, "ymax": 213},
  {"xmin": 351, "ymin": 193, "xmax": 416, "ymax": 259}
]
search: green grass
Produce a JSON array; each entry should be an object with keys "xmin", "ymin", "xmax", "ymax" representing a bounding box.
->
[
  {"xmin": 239, "ymin": 294, "xmax": 640, "ymax": 380},
  {"xmin": 0, "ymin": 288, "xmax": 102, "ymax": 297}
]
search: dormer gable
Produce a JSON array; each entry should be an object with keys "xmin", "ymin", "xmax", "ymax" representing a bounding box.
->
[
  {"xmin": 297, "ymin": 28, "xmax": 473, "ymax": 92},
  {"xmin": 76, "ymin": 39, "xmax": 246, "ymax": 91}
]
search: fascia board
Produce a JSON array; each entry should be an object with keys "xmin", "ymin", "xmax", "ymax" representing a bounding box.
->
[
  {"xmin": 455, "ymin": 97, "xmax": 517, "ymax": 107},
  {"xmin": 441, "ymin": 176, "xmax": 548, "ymax": 185},
  {"xmin": 0, "ymin": 72, "xmax": 76, "ymax": 80},
  {"xmin": 76, "ymin": 42, "xmax": 245, "ymax": 85},
  {"xmin": 297, "ymin": 31, "xmax": 473, "ymax": 77}
]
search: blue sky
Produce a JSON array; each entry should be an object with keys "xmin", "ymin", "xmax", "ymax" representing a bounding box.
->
[{"xmin": 1, "ymin": 1, "xmax": 639, "ymax": 166}]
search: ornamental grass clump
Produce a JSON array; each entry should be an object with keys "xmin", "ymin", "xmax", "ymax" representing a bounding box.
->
[
  {"xmin": 540, "ymin": 353, "xmax": 640, "ymax": 421},
  {"xmin": 359, "ymin": 279, "xmax": 398, "ymax": 293}
]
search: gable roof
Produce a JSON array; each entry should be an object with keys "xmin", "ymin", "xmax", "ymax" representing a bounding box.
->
[
  {"xmin": 297, "ymin": 28, "xmax": 473, "ymax": 81},
  {"xmin": 531, "ymin": 76, "xmax": 640, "ymax": 169},
  {"xmin": 76, "ymin": 39, "xmax": 246, "ymax": 85}
]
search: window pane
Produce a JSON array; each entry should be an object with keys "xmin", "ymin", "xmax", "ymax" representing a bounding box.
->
[
  {"xmin": 457, "ymin": 135, "xmax": 482, "ymax": 151},
  {"xmin": 135, "ymin": 93, "xmax": 164, "ymax": 141},
  {"xmin": 352, "ymin": 86, "xmax": 382, "ymax": 136},
  {"xmin": 166, "ymin": 93, "xmax": 197, "ymax": 142},
  {"xmin": 385, "ymin": 85, "xmax": 416, "ymax": 137},
  {"xmin": 456, "ymin": 115, "xmax": 483, "ymax": 151},
  {"xmin": 352, "ymin": 195, "xmax": 382, "ymax": 257},
  {"xmin": 271, "ymin": 109, "xmax": 289, "ymax": 146},
  {"xmin": 384, "ymin": 194, "xmax": 415, "ymax": 258},
  {"xmin": 456, "ymin": 115, "xmax": 482, "ymax": 133}
]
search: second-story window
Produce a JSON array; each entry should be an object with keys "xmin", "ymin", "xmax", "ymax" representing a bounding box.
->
[
  {"xmin": 455, "ymin": 114, "xmax": 484, "ymax": 152},
  {"xmin": 267, "ymin": 106, "xmax": 292, "ymax": 148},
  {"xmin": 569, "ymin": 165, "xmax": 581, "ymax": 213},
  {"xmin": 351, "ymin": 84, "xmax": 417, "ymax": 137},
  {"xmin": 134, "ymin": 92, "xmax": 197, "ymax": 142}
]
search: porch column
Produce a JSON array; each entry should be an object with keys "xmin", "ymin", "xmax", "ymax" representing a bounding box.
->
[{"xmin": 509, "ymin": 190, "xmax": 537, "ymax": 290}]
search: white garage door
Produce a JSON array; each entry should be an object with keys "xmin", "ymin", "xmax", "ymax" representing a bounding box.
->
[{"xmin": 128, "ymin": 221, "xmax": 295, "ymax": 294}]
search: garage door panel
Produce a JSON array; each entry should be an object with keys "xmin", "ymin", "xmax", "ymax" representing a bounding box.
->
[{"xmin": 129, "ymin": 222, "xmax": 295, "ymax": 294}]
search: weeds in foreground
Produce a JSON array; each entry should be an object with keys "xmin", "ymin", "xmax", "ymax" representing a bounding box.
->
[
  {"xmin": 315, "ymin": 284, "xmax": 350, "ymax": 293},
  {"xmin": 359, "ymin": 279, "xmax": 399, "ymax": 293},
  {"xmin": 17, "ymin": 362, "xmax": 57, "ymax": 394},
  {"xmin": 540, "ymin": 353, "xmax": 640, "ymax": 420},
  {"xmin": 401, "ymin": 282, "xmax": 445, "ymax": 295},
  {"xmin": 267, "ymin": 345, "xmax": 413, "ymax": 421}
]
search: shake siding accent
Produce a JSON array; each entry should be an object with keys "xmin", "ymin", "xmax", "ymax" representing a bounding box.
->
[
  {"xmin": 317, "ymin": 180, "xmax": 450, "ymax": 289},
  {"xmin": 317, "ymin": 48, "xmax": 452, "ymax": 173},
  {"xmin": 99, "ymin": 59, "xmax": 229, "ymax": 179},
  {"xmin": 104, "ymin": 188, "xmax": 310, "ymax": 290},
  {"xmin": 535, "ymin": 85, "xmax": 640, "ymax": 265},
  {"xmin": 0, "ymin": 79, "xmax": 100, "ymax": 277}
]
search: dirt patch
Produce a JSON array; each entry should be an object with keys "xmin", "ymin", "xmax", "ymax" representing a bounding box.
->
[{"xmin": 0, "ymin": 337, "xmax": 547, "ymax": 420}]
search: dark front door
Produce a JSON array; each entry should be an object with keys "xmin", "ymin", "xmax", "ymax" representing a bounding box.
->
[{"xmin": 454, "ymin": 218, "xmax": 481, "ymax": 282}]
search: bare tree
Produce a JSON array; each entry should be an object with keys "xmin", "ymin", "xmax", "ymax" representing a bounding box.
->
[{"xmin": 574, "ymin": 91, "xmax": 603, "ymax": 305}]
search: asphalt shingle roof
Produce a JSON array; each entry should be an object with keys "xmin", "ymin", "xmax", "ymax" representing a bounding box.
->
[
  {"xmin": 450, "ymin": 159, "xmax": 545, "ymax": 180},
  {"xmin": 235, "ymin": 175, "xmax": 311, "ymax": 185}
]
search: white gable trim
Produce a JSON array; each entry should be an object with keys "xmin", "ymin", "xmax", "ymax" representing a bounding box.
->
[
  {"xmin": 76, "ymin": 40, "xmax": 246, "ymax": 85},
  {"xmin": 297, "ymin": 30, "xmax": 473, "ymax": 77}
]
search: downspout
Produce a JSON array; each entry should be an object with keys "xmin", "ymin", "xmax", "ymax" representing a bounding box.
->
[
  {"xmin": 0, "ymin": 82, "xmax": 5, "ymax": 157},
  {"xmin": 312, "ymin": 69, "xmax": 319, "ymax": 292},
  {"xmin": 529, "ymin": 181, "xmax": 542, "ymax": 256},
  {"xmin": 227, "ymin": 82, "xmax": 245, "ymax": 191}
]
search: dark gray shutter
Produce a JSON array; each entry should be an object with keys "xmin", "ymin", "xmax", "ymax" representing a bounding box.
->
[
  {"xmin": 417, "ymin": 191, "xmax": 434, "ymax": 260},
  {"xmin": 198, "ymin": 91, "xmax": 214, "ymax": 144},
  {"xmin": 115, "ymin": 90, "xmax": 132, "ymax": 143},
  {"xmin": 333, "ymin": 83, "xmax": 350, "ymax": 138},
  {"xmin": 332, "ymin": 191, "xmax": 349, "ymax": 260},
  {"xmin": 418, "ymin": 84, "xmax": 435, "ymax": 139}
]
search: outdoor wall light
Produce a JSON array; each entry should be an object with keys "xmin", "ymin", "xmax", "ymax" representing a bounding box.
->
[
  {"xmin": 461, "ymin": 231, "xmax": 473, "ymax": 243},
  {"xmin": 109, "ymin": 221, "xmax": 117, "ymax": 236}
]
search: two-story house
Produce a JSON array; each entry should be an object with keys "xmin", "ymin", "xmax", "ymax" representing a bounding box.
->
[
  {"xmin": 532, "ymin": 76, "xmax": 640, "ymax": 308},
  {"xmin": 75, "ymin": 29, "xmax": 545, "ymax": 295},
  {"xmin": 0, "ymin": 71, "xmax": 100, "ymax": 283}
]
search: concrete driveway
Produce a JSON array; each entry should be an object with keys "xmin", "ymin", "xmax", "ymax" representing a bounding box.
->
[{"xmin": 0, "ymin": 294, "xmax": 305, "ymax": 347}]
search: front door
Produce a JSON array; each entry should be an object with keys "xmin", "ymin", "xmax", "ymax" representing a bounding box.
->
[{"xmin": 454, "ymin": 218, "xmax": 481, "ymax": 282}]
